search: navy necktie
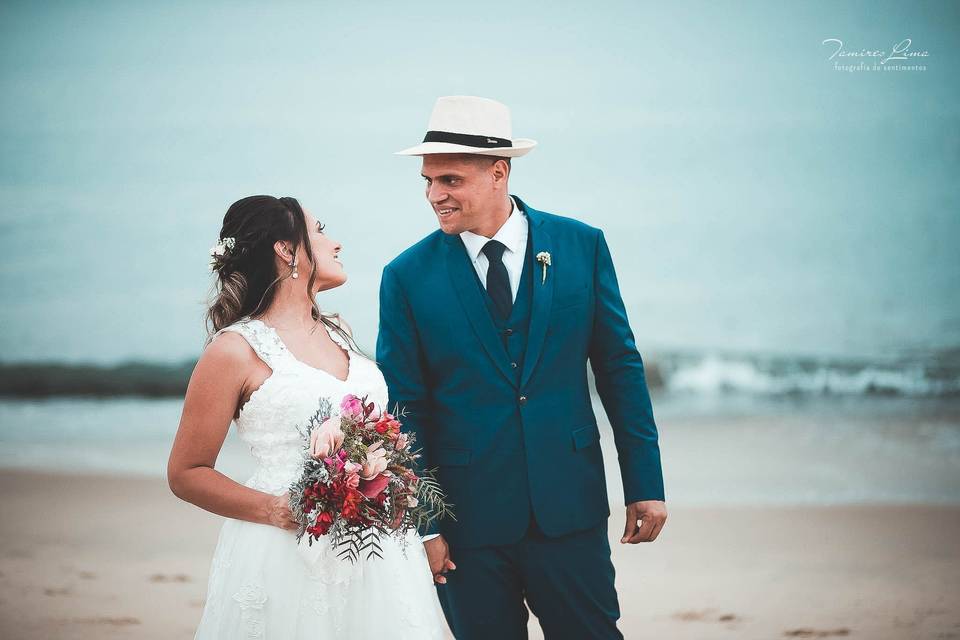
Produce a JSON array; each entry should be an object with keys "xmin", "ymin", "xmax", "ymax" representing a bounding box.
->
[{"xmin": 482, "ymin": 240, "xmax": 512, "ymax": 320}]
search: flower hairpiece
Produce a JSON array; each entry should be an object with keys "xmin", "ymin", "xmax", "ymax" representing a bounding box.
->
[{"xmin": 209, "ymin": 236, "xmax": 236, "ymax": 271}]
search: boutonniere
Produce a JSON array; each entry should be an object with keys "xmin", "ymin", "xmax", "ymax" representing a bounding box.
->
[{"xmin": 536, "ymin": 251, "xmax": 552, "ymax": 285}]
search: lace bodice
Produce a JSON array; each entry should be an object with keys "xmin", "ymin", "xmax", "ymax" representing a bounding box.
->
[{"xmin": 213, "ymin": 316, "xmax": 388, "ymax": 494}]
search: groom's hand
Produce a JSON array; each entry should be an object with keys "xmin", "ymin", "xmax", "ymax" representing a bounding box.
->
[
  {"xmin": 424, "ymin": 535, "xmax": 456, "ymax": 584},
  {"xmin": 621, "ymin": 500, "xmax": 667, "ymax": 544}
]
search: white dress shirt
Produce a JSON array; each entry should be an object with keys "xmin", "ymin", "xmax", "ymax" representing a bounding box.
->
[{"xmin": 458, "ymin": 196, "xmax": 529, "ymax": 302}]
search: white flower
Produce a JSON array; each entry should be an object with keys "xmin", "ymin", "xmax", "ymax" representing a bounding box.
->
[
  {"xmin": 209, "ymin": 237, "xmax": 236, "ymax": 271},
  {"xmin": 210, "ymin": 237, "xmax": 235, "ymax": 256},
  {"xmin": 536, "ymin": 251, "xmax": 552, "ymax": 284}
]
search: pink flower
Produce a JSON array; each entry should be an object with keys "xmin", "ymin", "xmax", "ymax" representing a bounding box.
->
[
  {"xmin": 395, "ymin": 433, "xmax": 409, "ymax": 451},
  {"xmin": 323, "ymin": 456, "xmax": 344, "ymax": 473},
  {"xmin": 361, "ymin": 441, "xmax": 388, "ymax": 480},
  {"xmin": 309, "ymin": 417, "xmax": 344, "ymax": 459},
  {"xmin": 344, "ymin": 470, "xmax": 360, "ymax": 489},
  {"xmin": 340, "ymin": 394, "xmax": 363, "ymax": 419},
  {"xmin": 359, "ymin": 473, "xmax": 390, "ymax": 499},
  {"xmin": 343, "ymin": 461, "xmax": 362, "ymax": 488},
  {"xmin": 326, "ymin": 455, "xmax": 345, "ymax": 473}
]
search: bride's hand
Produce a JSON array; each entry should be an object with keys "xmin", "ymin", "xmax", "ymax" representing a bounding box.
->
[{"xmin": 264, "ymin": 492, "xmax": 299, "ymax": 531}]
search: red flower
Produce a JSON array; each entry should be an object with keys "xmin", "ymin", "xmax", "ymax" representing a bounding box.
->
[
  {"xmin": 331, "ymin": 478, "xmax": 348, "ymax": 501},
  {"xmin": 340, "ymin": 487, "xmax": 365, "ymax": 522},
  {"xmin": 341, "ymin": 503, "xmax": 357, "ymax": 521},
  {"xmin": 374, "ymin": 413, "xmax": 401, "ymax": 439},
  {"xmin": 307, "ymin": 510, "xmax": 335, "ymax": 536}
]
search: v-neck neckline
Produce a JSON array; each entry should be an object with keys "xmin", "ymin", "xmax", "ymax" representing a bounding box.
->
[{"xmin": 253, "ymin": 318, "xmax": 352, "ymax": 384}]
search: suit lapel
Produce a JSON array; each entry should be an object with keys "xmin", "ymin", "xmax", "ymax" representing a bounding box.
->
[
  {"xmin": 444, "ymin": 234, "xmax": 516, "ymax": 386},
  {"xmin": 516, "ymin": 198, "xmax": 554, "ymax": 389}
]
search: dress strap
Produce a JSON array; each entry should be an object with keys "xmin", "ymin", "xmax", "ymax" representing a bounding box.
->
[
  {"xmin": 323, "ymin": 316, "xmax": 353, "ymax": 352},
  {"xmin": 214, "ymin": 318, "xmax": 288, "ymax": 369}
]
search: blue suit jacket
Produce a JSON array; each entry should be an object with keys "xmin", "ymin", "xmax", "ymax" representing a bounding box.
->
[{"xmin": 376, "ymin": 195, "xmax": 665, "ymax": 549}]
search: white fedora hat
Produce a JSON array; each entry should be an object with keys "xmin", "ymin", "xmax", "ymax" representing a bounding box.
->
[{"xmin": 395, "ymin": 95, "xmax": 536, "ymax": 157}]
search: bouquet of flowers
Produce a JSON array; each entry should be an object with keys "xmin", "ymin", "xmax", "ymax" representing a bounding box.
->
[{"xmin": 289, "ymin": 394, "xmax": 454, "ymax": 563}]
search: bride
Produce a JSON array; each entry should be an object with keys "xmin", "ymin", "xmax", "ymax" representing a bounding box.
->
[{"xmin": 167, "ymin": 195, "xmax": 449, "ymax": 638}]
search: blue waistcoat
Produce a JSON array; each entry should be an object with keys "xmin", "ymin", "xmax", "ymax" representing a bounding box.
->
[{"xmin": 474, "ymin": 227, "xmax": 534, "ymax": 385}]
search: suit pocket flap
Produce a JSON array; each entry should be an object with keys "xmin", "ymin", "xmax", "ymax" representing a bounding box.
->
[
  {"xmin": 571, "ymin": 423, "xmax": 600, "ymax": 451},
  {"xmin": 436, "ymin": 447, "xmax": 471, "ymax": 467}
]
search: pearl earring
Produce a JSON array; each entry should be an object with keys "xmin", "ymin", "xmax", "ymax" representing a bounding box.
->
[{"xmin": 289, "ymin": 254, "xmax": 299, "ymax": 279}]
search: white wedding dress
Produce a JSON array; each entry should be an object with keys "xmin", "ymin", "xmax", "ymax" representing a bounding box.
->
[{"xmin": 194, "ymin": 316, "xmax": 447, "ymax": 639}]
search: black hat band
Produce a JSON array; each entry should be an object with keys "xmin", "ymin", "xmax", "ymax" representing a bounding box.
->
[{"xmin": 422, "ymin": 130, "xmax": 513, "ymax": 148}]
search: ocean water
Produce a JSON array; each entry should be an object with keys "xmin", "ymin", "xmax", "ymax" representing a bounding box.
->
[{"xmin": 1, "ymin": 392, "xmax": 957, "ymax": 506}]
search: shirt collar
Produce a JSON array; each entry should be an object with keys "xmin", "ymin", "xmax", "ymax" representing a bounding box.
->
[{"xmin": 459, "ymin": 196, "xmax": 528, "ymax": 263}]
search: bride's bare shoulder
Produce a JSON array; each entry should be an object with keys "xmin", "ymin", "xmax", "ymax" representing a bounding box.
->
[{"xmin": 178, "ymin": 329, "xmax": 261, "ymax": 427}]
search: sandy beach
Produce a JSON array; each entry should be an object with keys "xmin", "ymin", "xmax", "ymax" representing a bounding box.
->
[{"xmin": 1, "ymin": 469, "xmax": 958, "ymax": 639}]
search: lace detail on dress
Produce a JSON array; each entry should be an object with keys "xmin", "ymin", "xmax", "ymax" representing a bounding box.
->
[
  {"xmin": 214, "ymin": 318, "xmax": 288, "ymax": 369},
  {"xmin": 324, "ymin": 319, "xmax": 352, "ymax": 351},
  {"xmin": 232, "ymin": 580, "xmax": 268, "ymax": 638},
  {"xmin": 303, "ymin": 546, "xmax": 354, "ymax": 633}
]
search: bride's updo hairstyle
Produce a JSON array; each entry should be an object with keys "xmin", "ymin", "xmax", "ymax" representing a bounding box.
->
[{"xmin": 204, "ymin": 195, "xmax": 354, "ymax": 351}]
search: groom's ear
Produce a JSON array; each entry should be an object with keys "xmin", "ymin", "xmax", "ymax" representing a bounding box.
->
[{"xmin": 491, "ymin": 158, "xmax": 510, "ymax": 185}]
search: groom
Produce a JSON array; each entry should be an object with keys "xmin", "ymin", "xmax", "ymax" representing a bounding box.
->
[{"xmin": 377, "ymin": 96, "xmax": 667, "ymax": 639}]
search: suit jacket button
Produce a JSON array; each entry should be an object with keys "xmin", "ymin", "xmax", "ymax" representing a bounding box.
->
[
  {"xmin": 510, "ymin": 362, "xmax": 518, "ymax": 369},
  {"xmin": 519, "ymin": 395, "xmax": 527, "ymax": 405}
]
